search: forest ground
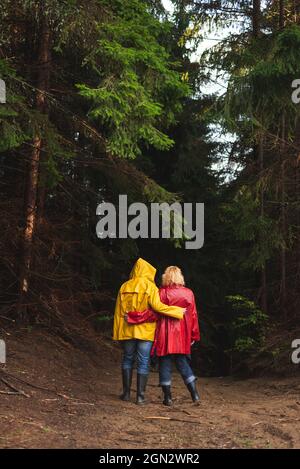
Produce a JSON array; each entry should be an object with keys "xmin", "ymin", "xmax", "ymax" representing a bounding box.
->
[{"xmin": 0, "ymin": 319, "xmax": 300, "ymax": 449}]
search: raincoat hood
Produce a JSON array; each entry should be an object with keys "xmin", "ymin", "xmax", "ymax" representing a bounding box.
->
[{"xmin": 129, "ymin": 258, "xmax": 156, "ymax": 283}]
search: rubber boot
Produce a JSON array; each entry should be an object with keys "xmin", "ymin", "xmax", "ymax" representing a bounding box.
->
[
  {"xmin": 162, "ymin": 385, "xmax": 172, "ymax": 406},
  {"xmin": 120, "ymin": 368, "xmax": 133, "ymax": 401},
  {"xmin": 136, "ymin": 373, "xmax": 148, "ymax": 405},
  {"xmin": 186, "ymin": 379, "xmax": 200, "ymax": 403}
]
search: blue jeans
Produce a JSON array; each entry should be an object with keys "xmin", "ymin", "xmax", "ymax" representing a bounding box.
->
[
  {"xmin": 159, "ymin": 354, "xmax": 196, "ymax": 386},
  {"xmin": 122, "ymin": 339, "xmax": 153, "ymax": 375}
]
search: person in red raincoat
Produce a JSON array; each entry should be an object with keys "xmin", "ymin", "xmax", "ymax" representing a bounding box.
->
[{"xmin": 126, "ymin": 266, "xmax": 200, "ymax": 406}]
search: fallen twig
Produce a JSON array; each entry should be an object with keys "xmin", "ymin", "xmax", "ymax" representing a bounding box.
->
[
  {"xmin": 67, "ymin": 401, "xmax": 95, "ymax": 406},
  {"xmin": 0, "ymin": 314, "xmax": 15, "ymax": 322},
  {"xmin": 0, "ymin": 370, "xmax": 71, "ymax": 400},
  {"xmin": 144, "ymin": 416, "xmax": 200, "ymax": 425},
  {"xmin": 0, "ymin": 376, "xmax": 30, "ymax": 398},
  {"xmin": 0, "ymin": 390, "xmax": 20, "ymax": 395}
]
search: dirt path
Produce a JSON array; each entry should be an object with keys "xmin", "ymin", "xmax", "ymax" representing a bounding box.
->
[{"xmin": 0, "ymin": 328, "xmax": 300, "ymax": 449}]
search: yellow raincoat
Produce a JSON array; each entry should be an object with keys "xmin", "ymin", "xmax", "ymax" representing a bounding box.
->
[{"xmin": 113, "ymin": 258, "xmax": 184, "ymax": 341}]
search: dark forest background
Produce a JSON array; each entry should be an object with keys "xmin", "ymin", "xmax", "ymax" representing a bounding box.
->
[{"xmin": 1, "ymin": 0, "xmax": 300, "ymax": 376}]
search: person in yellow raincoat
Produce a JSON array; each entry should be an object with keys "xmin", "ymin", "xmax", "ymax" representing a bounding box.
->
[{"xmin": 113, "ymin": 258, "xmax": 185, "ymax": 404}]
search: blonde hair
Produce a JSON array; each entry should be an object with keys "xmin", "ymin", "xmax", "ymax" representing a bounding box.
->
[{"xmin": 162, "ymin": 266, "xmax": 185, "ymax": 287}]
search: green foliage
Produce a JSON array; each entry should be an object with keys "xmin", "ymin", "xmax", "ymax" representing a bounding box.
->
[
  {"xmin": 78, "ymin": 0, "xmax": 189, "ymax": 158},
  {"xmin": 226, "ymin": 295, "xmax": 268, "ymax": 358},
  {"xmin": 211, "ymin": 25, "xmax": 300, "ymax": 139},
  {"xmin": 0, "ymin": 61, "xmax": 29, "ymax": 151},
  {"xmin": 42, "ymin": 122, "xmax": 75, "ymax": 188},
  {"xmin": 96, "ymin": 314, "xmax": 113, "ymax": 322},
  {"xmin": 222, "ymin": 185, "xmax": 284, "ymax": 270}
]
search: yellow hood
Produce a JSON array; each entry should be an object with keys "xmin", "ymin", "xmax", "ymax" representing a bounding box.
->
[{"xmin": 129, "ymin": 258, "xmax": 156, "ymax": 283}]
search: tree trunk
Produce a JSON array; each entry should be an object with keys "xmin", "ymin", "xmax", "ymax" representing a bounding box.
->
[
  {"xmin": 18, "ymin": 15, "xmax": 51, "ymax": 317},
  {"xmin": 279, "ymin": 0, "xmax": 285, "ymax": 29},
  {"xmin": 292, "ymin": 0, "xmax": 299, "ymax": 24},
  {"xmin": 280, "ymin": 163, "xmax": 287, "ymax": 319},
  {"xmin": 296, "ymin": 157, "xmax": 300, "ymax": 289},
  {"xmin": 253, "ymin": 0, "xmax": 261, "ymax": 38},
  {"xmin": 280, "ymin": 114, "xmax": 287, "ymax": 319},
  {"xmin": 252, "ymin": 0, "xmax": 267, "ymax": 312},
  {"xmin": 258, "ymin": 139, "xmax": 268, "ymax": 313}
]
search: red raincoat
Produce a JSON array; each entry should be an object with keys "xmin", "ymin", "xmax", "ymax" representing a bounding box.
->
[{"xmin": 127, "ymin": 285, "xmax": 200, "ymax": 356}]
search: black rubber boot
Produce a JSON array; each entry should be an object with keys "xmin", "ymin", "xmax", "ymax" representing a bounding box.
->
[
  {"xmin": 186, "ymin": 380, "xmax": 200, "ymax": 403},
  {"xmin": 120, "ymin": 369, "xmax": 133, "ymax": 401},
  {"xmin": 162, "ymin": 385, "xmax": 172, "ymax": 406},
  {"xmin": 136, "ymin": 373, "xmax": 148, "ymax": 405}
]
